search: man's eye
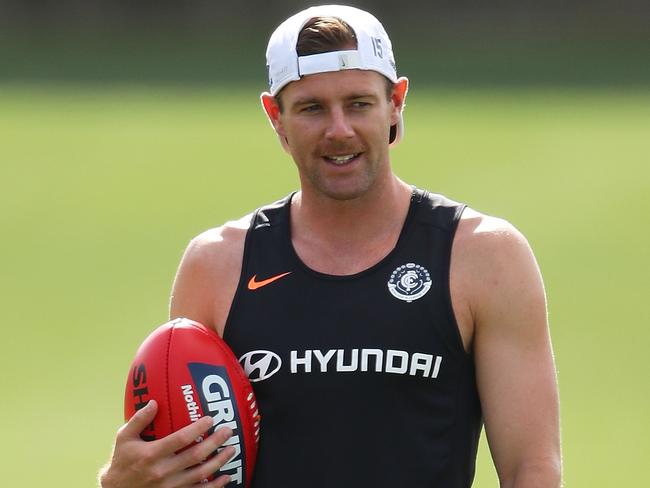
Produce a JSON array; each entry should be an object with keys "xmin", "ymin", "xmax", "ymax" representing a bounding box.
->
[
  {"xmin": 351, "ymin": 101, "xmax": 371, "ymax": 109},
  {"xmin": 301, "ymin": 104, "xmax": 321, "ymax": 113}
]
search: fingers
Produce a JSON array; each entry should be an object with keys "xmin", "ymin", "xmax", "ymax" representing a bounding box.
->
[
  {"xmin": 170, "ymin": 426, "xmax": 234, "ymax": 473},
  {"xmin": 185, "ymin": 447, "xmax": 236, "ymax": 485},
  {"xmin": 177, "ymin": 435, "xmax": 237, "ymax": 486},
  {"xmin": 118, "ymin": 399, "xmax": 158, "ymax": 439},
  {"xmin": 109, "ymin": 408, "xmax": 239, "ymax": 488},
  {"xmin": 155, "ymin": 416, "xmax": 215, "ymax": 457}
]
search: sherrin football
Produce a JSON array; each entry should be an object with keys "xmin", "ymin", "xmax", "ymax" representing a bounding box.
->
[{"xmin": 124, "ymin": 318, "xmax": 260, "ymax": 486}]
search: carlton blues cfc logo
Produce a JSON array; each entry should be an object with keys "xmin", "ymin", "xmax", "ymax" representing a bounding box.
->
[{"xmin": 387, "ymin": 263, "xmax": 432, "ymax": 303}]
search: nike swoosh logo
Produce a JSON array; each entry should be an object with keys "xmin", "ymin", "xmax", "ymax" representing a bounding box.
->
[{"xmin": 247, "ymin": 272, "xmax": 292, "ymax": 290}]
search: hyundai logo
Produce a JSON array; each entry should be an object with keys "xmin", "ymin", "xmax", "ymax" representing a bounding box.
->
[{"xmin": 239, "ymin": 350, "xmax": 282, "ymax": 382}]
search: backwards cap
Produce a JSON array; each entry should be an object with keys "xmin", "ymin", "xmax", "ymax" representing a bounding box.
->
[{"xmin": 265, "ymin": 5, "xmax": 404, "ymax": 145}]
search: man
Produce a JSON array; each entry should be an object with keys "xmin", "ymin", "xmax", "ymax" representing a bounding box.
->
[{"xmin": 100, "ymin": 5, "xmax": 561, "ymax": 488}]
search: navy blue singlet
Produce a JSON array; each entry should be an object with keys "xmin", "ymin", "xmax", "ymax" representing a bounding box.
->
[{"xmin": 223, "ymin": 188, "xmax": 482, "ymax": 487}]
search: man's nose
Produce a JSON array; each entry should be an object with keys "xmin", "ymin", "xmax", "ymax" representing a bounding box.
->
[{"xmin": 324, "ymin": 107, "xmax": 355, "ymax": 140}]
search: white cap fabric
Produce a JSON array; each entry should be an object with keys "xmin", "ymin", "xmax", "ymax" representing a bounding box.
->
[{"xmin": 265, "ymin": 5, "xmax": 404, "ymax": 145}]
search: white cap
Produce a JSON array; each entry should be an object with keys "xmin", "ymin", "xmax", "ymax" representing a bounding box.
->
[{"xmin": 265, "ymin": 5, "xmax": 404, "ymax": 145}]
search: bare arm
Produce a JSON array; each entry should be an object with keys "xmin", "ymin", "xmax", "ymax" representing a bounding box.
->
[
  {"xmin": 454, "ymin": 214, "xmax": 561, "ymax": 487},
  {"xmin": 170, "ymin": 218, "xmax": 249, "ymax": 336},
  {"xmin": 99, "ymin": 219, "xmax": 248, "ymax": 487}
]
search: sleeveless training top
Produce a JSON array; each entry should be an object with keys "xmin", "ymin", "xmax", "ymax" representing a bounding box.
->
[{"xmin": 223, "ymin": 188, "xmax": 482, "ymax": 488}]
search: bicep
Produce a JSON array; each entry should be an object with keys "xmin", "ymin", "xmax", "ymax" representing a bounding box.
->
[
  {"xmin": 472, "ymin": 227, "xmax": 560, "ymax": 483},
  {"xmin": 169, "ymin": 225, "xmax": 246, "ymax": 336},
  {"xmin": 169, "ymin": 238, "xmax": 216, "ymax": 327}
]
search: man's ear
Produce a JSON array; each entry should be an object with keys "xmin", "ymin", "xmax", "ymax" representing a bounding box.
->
[
  {"xmin": 390, "ymin": 77, "xmax": 409, "ymax": 126},
  {"xmin": 260, "ymin": 92, "xmax": 291, "ymax": 153}
]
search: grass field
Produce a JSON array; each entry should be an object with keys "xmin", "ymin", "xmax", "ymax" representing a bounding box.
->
[{"xmin": 1, "ymin": 83, "xmax": 648, "ymax": 486}]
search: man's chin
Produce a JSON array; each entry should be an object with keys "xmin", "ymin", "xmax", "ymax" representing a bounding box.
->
[
  {"xmin": 316, "ymin": 184, "xmax": 370, "ymax": 202},
  {"xmin": 305, "ymin": 172, "xmax": 378, "ymax": 202}
]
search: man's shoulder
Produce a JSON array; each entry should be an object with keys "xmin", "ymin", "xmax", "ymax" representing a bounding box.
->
[
  {"xmin": 453, "ymin": 207, "xmax": 537, "ymax": 290},
  {"xmin": 457, "ymin": 207, "xmax": 530, "ymax": 254},
  {"xmin": 185, "ymin": 213, "xmax": 253, "ymax": 266},
  {"xmin": 192, "ymin": 214, "xmax": 253, "ymax": 245},
  {"xmin": 453, "ymin": 207, "xmax": 541, "ymax": 306},
  {"xmin": 451, "ymin": 207, "xmax": 544, "ymax": 346},
  {"xmin": 184, "ymin": 190, "xmax": 292, "ymax": 263},
  {"xmin": 170, "ymin": 213, "xmax": 254, "ymax": 329}
]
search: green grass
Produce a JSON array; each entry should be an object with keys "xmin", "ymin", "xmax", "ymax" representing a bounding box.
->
[{"xmin": 1, "ymin": 84, "xmax": 648, "ymax": 486}]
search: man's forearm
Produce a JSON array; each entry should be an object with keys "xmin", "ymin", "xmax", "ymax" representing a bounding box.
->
[{"xmin": 501, "ymin": 460, "xmax": 562, "ymax": 488}]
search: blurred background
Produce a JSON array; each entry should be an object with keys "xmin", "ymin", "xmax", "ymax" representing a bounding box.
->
[
  {"xmin": 1, "ymin": 1, "xmax": 648, "ymax": 486},
  {"xmin": 2, "ymin": 0, "xmax": 649, "ymax": 86}
]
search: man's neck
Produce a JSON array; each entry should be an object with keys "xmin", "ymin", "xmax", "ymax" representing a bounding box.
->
[{"xmin": 289, "ymin": 175, "xmax": 413, "ymax": 275}]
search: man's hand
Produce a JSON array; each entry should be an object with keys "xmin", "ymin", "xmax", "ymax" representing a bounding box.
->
[{"xmin": 99, "ymin": 400, "xmax": 236, "ymax": 488}]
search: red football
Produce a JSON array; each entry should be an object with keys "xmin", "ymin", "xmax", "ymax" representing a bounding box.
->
[{"xmin": 124, "ymin": 318, "xmax": 260, "ymax": 486}]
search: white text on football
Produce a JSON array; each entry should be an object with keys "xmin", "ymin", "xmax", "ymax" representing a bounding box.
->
[
  {"xmin": 181, "ymin": 384, "xmax": 202, "ymax": 423},
  {"xmin": 202, "ymin": 375, "xmax": 244, "ymax": 485}
]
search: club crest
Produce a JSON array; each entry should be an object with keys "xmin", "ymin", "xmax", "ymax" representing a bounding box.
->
[{"xmin": 387, "ymin": 263, "xmax": 432, "ymax": 303}]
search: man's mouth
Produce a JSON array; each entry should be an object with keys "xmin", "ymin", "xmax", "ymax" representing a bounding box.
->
[{"xmin": 323, "ymin": 153, "xmax": 362, "ymax": 165}]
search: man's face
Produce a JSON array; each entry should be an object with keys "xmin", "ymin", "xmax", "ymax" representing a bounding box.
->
[{"xmin": 266, "ymin": 70, "xmax": 405, "ymax": 201}]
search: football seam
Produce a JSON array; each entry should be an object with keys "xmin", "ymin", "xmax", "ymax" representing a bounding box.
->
[
  {"xmin": 187, "ymin": 322, "xmax": 258, "ymax": 439},
  {"xmin": 165, "ymin": 324, "xmax": 174, "ymax": 433},
  {"xmin": 188, "ymin": 322, "xmax": 251, "ymax": 385}
]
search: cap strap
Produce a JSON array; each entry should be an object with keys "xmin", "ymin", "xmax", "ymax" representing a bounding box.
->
[{"xmin": 298, "ymin": 50, "xmax": 361, "ymax": 76}]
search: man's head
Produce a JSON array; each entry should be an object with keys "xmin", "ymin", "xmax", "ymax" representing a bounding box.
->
[
  {"xmin": 260, "ymin": 5, "xmax": 409, "ymax": 201},
  {"xmin": 262, "ymin": 5, "xmax": 407, "ymax": 147}
]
